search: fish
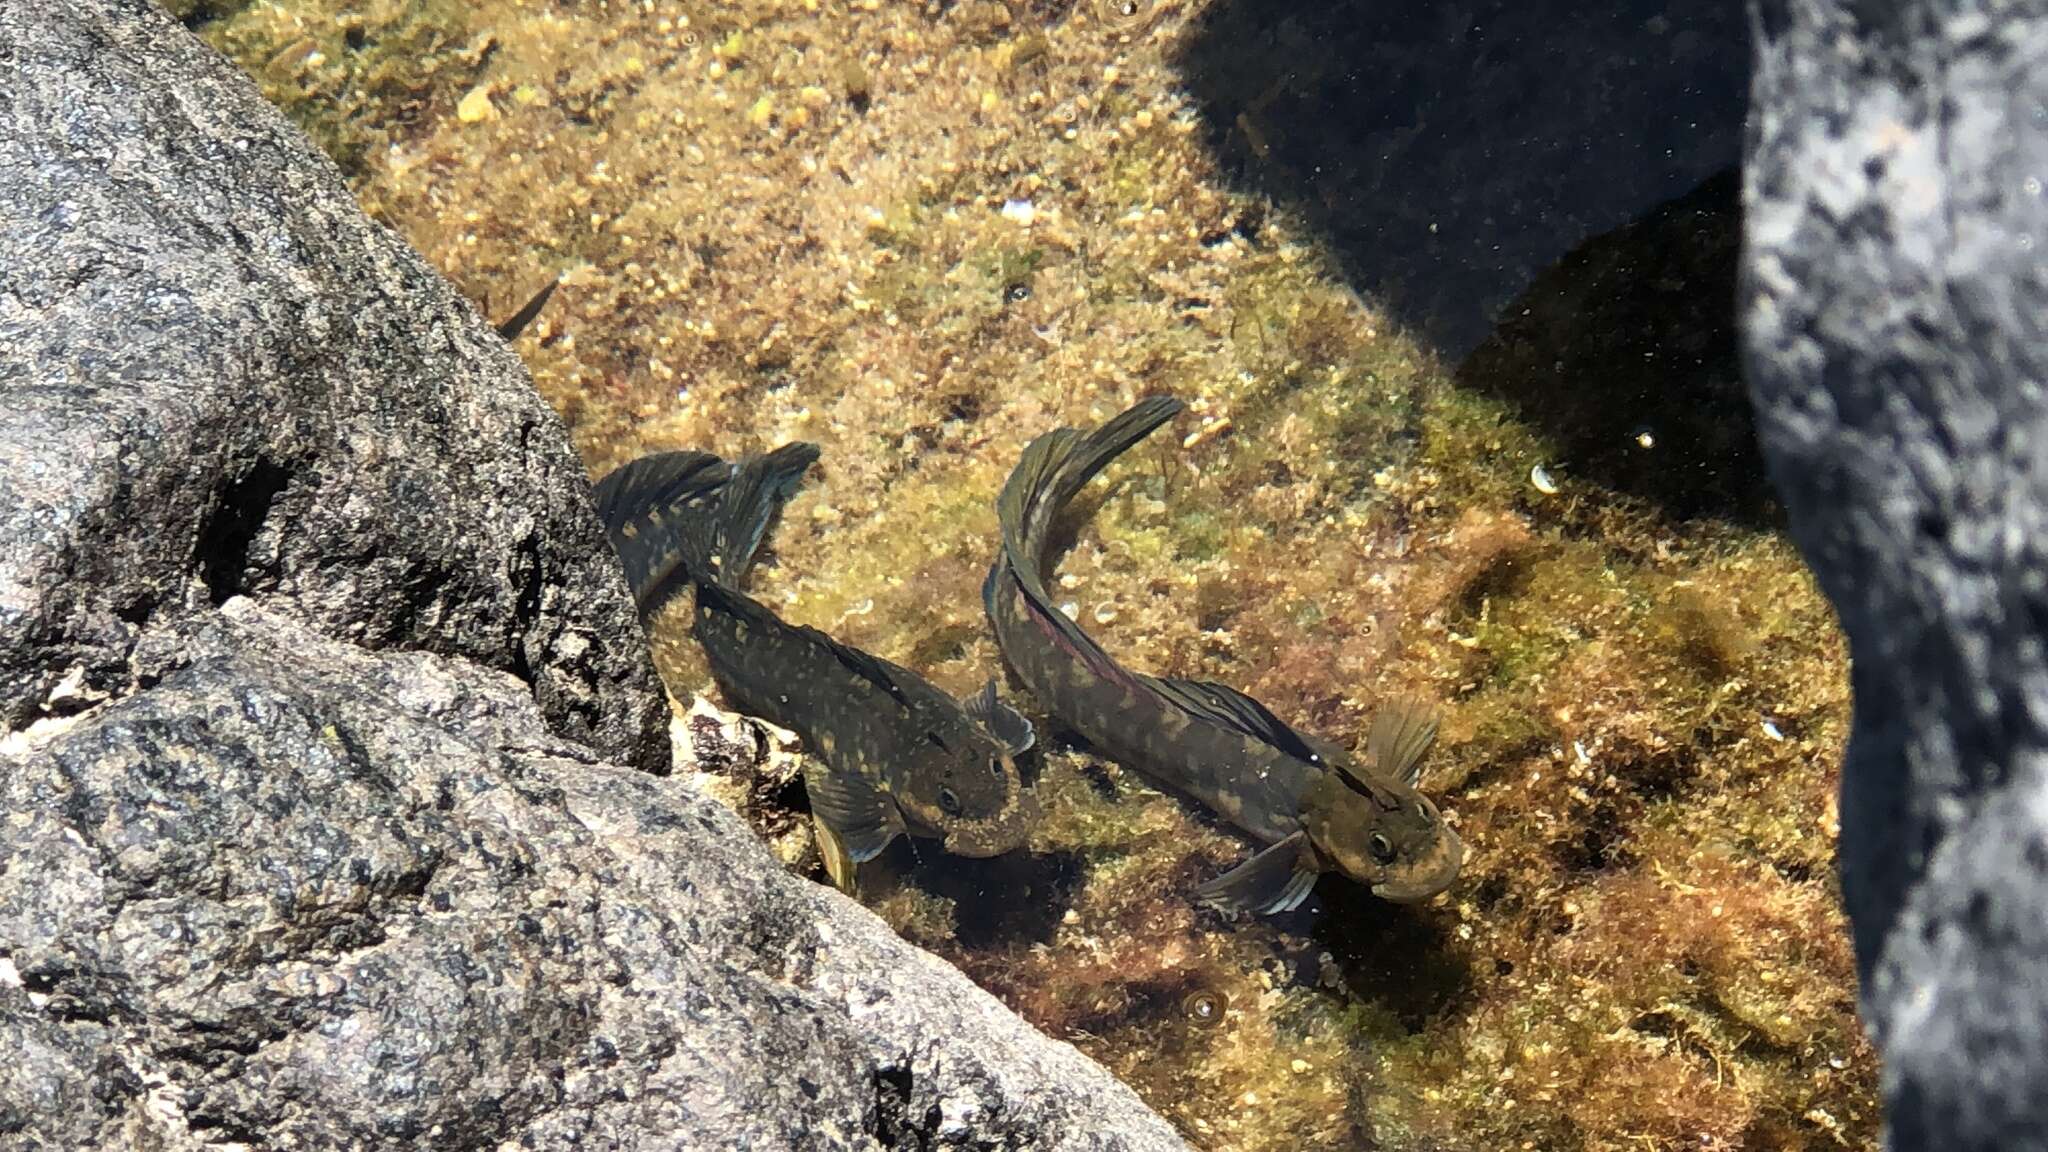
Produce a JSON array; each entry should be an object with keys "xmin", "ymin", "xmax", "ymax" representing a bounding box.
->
[
  {"xmin": 982, "ymin": 396, "xmax": 1465, "ymax": 914},
  {"xmin": 593, "ymin": 444, "xmax": 1041, "ymax": 892}
]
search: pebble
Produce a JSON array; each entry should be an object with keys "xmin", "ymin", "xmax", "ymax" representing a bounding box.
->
[{"xmin": 456, "ymin": 85, "xmax": 497, "ymax": 124}]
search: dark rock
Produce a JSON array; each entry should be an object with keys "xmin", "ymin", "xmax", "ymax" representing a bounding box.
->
[
  {"xmin": 0, "ymin": 603, "xmax": 1188, "ymax": 1150},
  {"xmin": 0, "ymin": 0, "xmax": 667, "ymax": 772},
  {"xmin": 1742, "ymin": 2, "xmax": 2048, "ymax": 1147}
]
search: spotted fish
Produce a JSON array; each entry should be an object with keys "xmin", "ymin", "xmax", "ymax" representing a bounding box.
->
[
  {"xmin": 983, "ymin": 397, "xmax": 1464, "ymax": 913},
  {"xmin": 595, "ymin": 445, "xmax": 1040, "ymax": 891}
]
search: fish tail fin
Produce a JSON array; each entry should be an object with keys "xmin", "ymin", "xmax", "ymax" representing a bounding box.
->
[
  {"xmin": 708, "ymin": 441, "xmax": 822, "ymax": 590},
  {"xmin": 495, "ymin": 276, "xmax": 560, "ymax": 341},
  {"xmin": 591, "ymin": 450, "xmax": 734, "ymax": 619},
  {"xmin": 997, "ymin": 396, "xmax": 1185, "ymax": 593}
]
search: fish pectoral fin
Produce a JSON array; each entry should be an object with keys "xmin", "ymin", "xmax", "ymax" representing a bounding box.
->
[
  {"xmin": 813, "ymin": 814, "xmax": 861, "ymax": 895},
  {"xmin": 1192, "ymin": 831, "xmax": 1321, "ymax": 916},
  {"xmin": 1363, "ymin": 697, "xmax": 1441, "ymax": 787},
  {"xmin": 803, "ymin": 760, "xmax": 905, "ymax": 864},
  {"xmin": 963, "ymin": 678, "xmax": 1037, "ymax": 756}
]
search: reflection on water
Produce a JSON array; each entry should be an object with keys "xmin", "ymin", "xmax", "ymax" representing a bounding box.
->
[{"xmin": 200, "ymin": 0, "xmax": 1877, "ymax": 1146}]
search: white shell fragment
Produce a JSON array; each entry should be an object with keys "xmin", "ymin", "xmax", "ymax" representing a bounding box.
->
[{"xmin": 1530, "ymin": 464, "xmax": 1559, "ymax": 495}]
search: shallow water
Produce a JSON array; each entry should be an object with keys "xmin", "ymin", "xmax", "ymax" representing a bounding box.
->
[{"xmin": 199, "ymin": 0, "xmax": 1880, "ymax": 1146}]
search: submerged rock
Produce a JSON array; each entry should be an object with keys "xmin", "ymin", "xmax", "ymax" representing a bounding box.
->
[
  {"xmin": 1744, "ymin": 2, "xmax": 2048, "ymax": 1147},
  {"xmin": 0, "ymin": 2, "xmax": 1189, "ymax": 1148}
]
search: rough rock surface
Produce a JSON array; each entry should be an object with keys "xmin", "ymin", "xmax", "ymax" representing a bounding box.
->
[
  {"xmin": 0, "ymin": 603, "xmax": 1187, "ymax": 1150},
  {"xmin": 1742, "ymin": 2, "xmax": 2048, "ymax": 1147},
  {"xmin": 0, "ymin": 0, "xmax": 666, "ymax": 772},
  {"xmin": 0, "ymin": 2, "xmax": 1190, "ymax": 1149}
]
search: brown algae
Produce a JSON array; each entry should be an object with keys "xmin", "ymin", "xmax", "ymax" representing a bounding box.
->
[{"xmin": 199, "ymin": 1, "xmax": 1878, "ymax": 1148}]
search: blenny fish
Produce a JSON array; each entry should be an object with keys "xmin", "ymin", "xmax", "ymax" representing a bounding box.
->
[
  {"xmin": 594, "ymin": 444, "xmax": 1040, "ymax": 891},
  {"xmin": 983, "ymin": 396, "xmax": 1464, "ymax": 914}
]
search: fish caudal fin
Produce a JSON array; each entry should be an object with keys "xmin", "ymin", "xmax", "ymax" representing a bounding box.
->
[
  {"xmin": 709, "ymin": 441, "xmax": 822, "ymax": 590},
  {"xmin": 495, "ymin": 276, "xmax": 560, "ymax": 341},
  {"xmin": 997, "ymin": 396, "xmax": 1185, "ymax": 592},
  {"xmin": 987, "ymin": 398, "xmax": 1186, "ymax": 690},
  {"xmin": 1366, "ymin": 697, "xmax": 1441, "ymax": 787},
  {"xmin": 591, "ymin": 450, "xmax": 734, "ymax": 617},
  {"xmin": 1192, "ymin": 830, "xmax": 1321, "ymax": 915}
]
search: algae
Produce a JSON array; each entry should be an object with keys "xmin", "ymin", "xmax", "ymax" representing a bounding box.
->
[{"xmin": 203, "ymin": 1, "xmax": 1878, "ymax": 1148}]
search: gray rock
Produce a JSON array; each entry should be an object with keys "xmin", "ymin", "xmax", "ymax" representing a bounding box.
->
[
  {"xmin": 0, "ymin": 602, "xmax": 1188, "ymax": 1150},
  {"xmin": 1742, "ymin": 1, "xmax": 2048, "ymax": 1147},
  {"xmin": 0, "ymin": 0, "xmax": 667, "ymax": 772},
  {"xmin": 0, "ymin": 2, "xmax": 1189, "ymax": 1148}
]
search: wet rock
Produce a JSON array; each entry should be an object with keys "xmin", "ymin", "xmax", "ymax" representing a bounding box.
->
[
  {"xmin": 1743, "ymin": 3, "xmax": 2048, "ymax": 1148},
  {"xmin": 0, "ymin": 602, "xmax": 1188, "ymax": 1150},
  {"xmin": 0, "ymin": 0, "xmax": 666, "ymax": 772},
  {"xmin": 0, "ymin": 2, "xmax": 1189, "ymax": 1148}
]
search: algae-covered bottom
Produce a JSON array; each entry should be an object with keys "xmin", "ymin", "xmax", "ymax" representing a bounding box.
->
[{"xmin": 199, "ymin": 0, "xmax": 1879, "ymax": 1146}]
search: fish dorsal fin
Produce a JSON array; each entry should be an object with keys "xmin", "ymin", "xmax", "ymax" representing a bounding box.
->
[
  {"xmin": 818, "ymin": 634, "xmax": 921, "ymax": 715},
  {"xmin": 1146, "ymin": 676, "xmax": 1327, "ymax": 767},
  {"xmin": 1192, "ymin": 830, "xmax": 1322, "ymax": 915},
  {"xmin": 1362, "ymin": 697, "xmax": 1441, "ymax": 788},
  {"xmin": 963, "ymin": 678, "xmax": 1036, "ymax": 755}
]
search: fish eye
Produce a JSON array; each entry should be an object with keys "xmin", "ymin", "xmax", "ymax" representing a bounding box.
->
[
  {"xmin": 938, "ymin": 787, "xmax": 964, "ymax": 816},
  {"xmin": 1368, "ymin": 833, "xmax": 1396, "ymax": 865},
  {"xmin": 988, "ymin": 757, "xmax": 1005, "ymax": 778}
]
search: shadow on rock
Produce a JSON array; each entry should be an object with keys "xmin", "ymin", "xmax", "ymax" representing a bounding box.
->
[
  {"xmin": 1456, "ymin": 167, "xmax": 1779, "ymax": 525},
  {"xmin": 1177, "ymin": 0, "xmax": 1749, "ymax": 363}
]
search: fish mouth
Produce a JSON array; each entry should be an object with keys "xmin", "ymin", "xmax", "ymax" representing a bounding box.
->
[
  {"xmin": 1371, "ymin": 827, "xmax": 1466, "ymax": 903},
  {"xmin": 940, "ymin": 787, "xmax": 1045, "ymax": 858}
]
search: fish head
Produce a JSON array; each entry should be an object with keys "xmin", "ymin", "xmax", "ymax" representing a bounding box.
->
[
  {"xmin": 1302, "ymin": 768, "xmax": 1464, "ymax": 902},
  {"xmin": 890, "ymin": 715, "xmax": 1042, "ymax": 858}
]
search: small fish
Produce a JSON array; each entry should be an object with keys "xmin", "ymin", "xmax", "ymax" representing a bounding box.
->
[
  {"xmin": 594, "ymin": 445, "xmax": 1040, "ymax": 892},
  {"xmin": 983, "ymin": 396, "xmax": 1464, "ymax": 914}
]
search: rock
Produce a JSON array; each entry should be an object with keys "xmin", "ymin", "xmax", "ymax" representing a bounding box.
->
[
  {"xmin": 0, "ymin": 0, "xmax": 666, "ymax": 772},
  {"xmin": 0, "ymin": 602, "xmax": 1189, "ymax": 1150},
  {"xmin": 0, "ymin": 2, "xmax": 1190, "ymax": 1148},
  {"xmin": 1742, "ymin": 2, "xmax": 2048, "ymax": 1148}
]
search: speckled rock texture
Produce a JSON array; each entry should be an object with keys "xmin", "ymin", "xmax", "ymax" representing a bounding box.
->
[
  {"xmin": 0, "ymin": 0, "xmax": 666, "ymax": 771},
  {"xmin": 0, "ymin": 603, "xmax": 1189, "ymax": 1150},
  {"xmin": 1743, "ymin": 1, "xmax": 2048, "ymax": 1148},
  {"xmin": 0, "ymin": 2, "xmax": 1191, "ymax": 1148}
]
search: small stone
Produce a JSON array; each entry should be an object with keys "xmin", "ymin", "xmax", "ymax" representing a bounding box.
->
[{"xmin": 456, "ymin": 85, "xmax": 497, "ymax": 124}]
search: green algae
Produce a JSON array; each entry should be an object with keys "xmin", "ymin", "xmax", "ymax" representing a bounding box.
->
[{"xmin": 204, "ymin": 1, "xmax": 1880, "ymax": 1148}]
